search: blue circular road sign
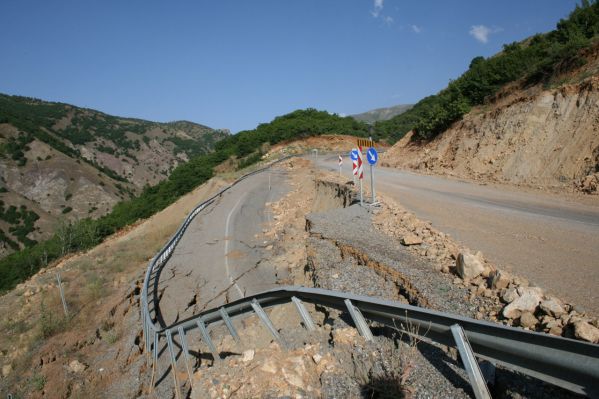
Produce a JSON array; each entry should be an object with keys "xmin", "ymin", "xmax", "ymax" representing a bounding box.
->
[
  {"xmin": 350, "ymin": 149, "xmax": 359, "ymax": 161},
  {"xmin": 367, "ymin": 147, "xmax": 378, "ymax": 165}
]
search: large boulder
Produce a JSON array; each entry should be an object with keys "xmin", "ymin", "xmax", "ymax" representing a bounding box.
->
[
  {"xmin": 502, "ymin": 287, "xmax": 543, "ymax": 319},
  {"xmin": 456, "ymin": 252, "xmax": 485, "ymax": 280}
]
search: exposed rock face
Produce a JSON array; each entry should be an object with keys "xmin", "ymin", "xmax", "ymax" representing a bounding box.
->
[
  {"xmin": 381, "ymin": 76, "xmax": 599, "ymax": 192},
  {"xmin": 456, "ymin": 251, "xmax": 485, "ymax": 280}
]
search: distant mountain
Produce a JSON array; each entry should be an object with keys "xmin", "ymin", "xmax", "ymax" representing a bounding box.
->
[
  {"xmin": 0, "ymin": 93, "xmax": 228, "ymax": 256},
  {"xmin": 351, "ymin": 104, "xmax": 413, "ymax": 124}
]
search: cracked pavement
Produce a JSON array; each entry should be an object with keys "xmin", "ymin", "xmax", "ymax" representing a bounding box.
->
[{"xmin": 155, "ymin": 167, "xmax": 290, "ymax": 326}]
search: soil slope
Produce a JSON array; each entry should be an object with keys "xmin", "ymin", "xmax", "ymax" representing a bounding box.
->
[{"xmin": 382, "ymin": 56, "xmax": 599, "ymax": 194}]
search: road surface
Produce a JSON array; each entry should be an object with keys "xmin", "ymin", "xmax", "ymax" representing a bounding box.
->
[
  {"xmin": 316, "ymin": 155, "xmax": 599, "ymax": 316},
  {"xmin": 155, "ymin": 167, "xmax": 289, "ymax": 326}
]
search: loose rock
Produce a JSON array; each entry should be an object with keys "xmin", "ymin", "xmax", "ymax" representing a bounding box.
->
[
  {"xmin": 456, "ymin": 252, "xmax": 485, "ymax": 280},
  {"xmin": 573, "ymin": 321, "xmax": 599, "ymax": 343},
  {"xmin": 490, "ymin": 270, "xmax": 511, "ymax": 290},
  {"xmin": 401, "ymin": 234, "xmax": 422, "ymax": 246},
  {"xmin": 540, "ymin": 297, "xmax": 566, "ymax": 317},
  {"xmin": 501, "ymin": 287, "xmax": 520, "ymax": 303},
  {"xmin": 519, "ymin": 312, "xmax": 538, "ymax": 329},
  {"xmin": 241, "ymin": 349, "xmax": 255, "ymax": 362},
  {"xmin": 502, "ymin": 288, "xmax": 543, "ymax": 319},
  {"xmin": 68, "ymin": 359, "xmax": 87, "ymax": 373},
  {"xmin": 2, "ymin": 364, "xmax": 12, "ymax": 377}
]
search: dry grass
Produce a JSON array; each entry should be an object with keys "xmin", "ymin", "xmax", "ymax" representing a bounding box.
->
[{"xmin": 0, "ymin": 176, "xmax": 227, "ymax": 397}]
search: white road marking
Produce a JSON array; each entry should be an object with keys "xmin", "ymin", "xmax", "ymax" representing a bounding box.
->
[{"xmin": 225, "ymin": 193, "xmax": 247, "ymax": 299}]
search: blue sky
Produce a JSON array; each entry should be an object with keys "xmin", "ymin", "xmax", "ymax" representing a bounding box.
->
[{"xmin": 0, "ymin": 1, "xmax": 578, "ymax": 132}]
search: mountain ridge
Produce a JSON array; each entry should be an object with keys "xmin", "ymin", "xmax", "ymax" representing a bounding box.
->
[
  {"xmin": 350, "ymin": 104, "xmax": 413, "ymax": 124},
  {"xmin": 0, "ymin": 93, "xmax": 228, "ymax": 256}
]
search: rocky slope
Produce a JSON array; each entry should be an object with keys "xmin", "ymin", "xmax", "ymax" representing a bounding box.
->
[
  {"xmin": 0, "ymin": 94, "xmax": 228, "ymax": 255},
  {"xmin": 381, "ymin": 52, "xmax": 599, "ymax": 194}
]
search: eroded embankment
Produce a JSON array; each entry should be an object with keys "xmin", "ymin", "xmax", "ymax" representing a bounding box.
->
[
  {"xmin": 302, "ymin": 179, "xmax": 583, "ymax": 398},
  {"xmin": 381, "ymin": 76, "xmax": 599, "ymax": 194}
]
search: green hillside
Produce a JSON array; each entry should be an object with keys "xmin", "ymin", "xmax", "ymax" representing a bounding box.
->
[
  {"xmin": 0, "ymin": 108, "xmax": 368, "ymax": 292},
  {"xmin": 373, "ymin": 1, "xmax": 599, "ymax": 143},
  {"xmin": 0, "ymin": 94, "xmax": 224, "ymax": 169}
]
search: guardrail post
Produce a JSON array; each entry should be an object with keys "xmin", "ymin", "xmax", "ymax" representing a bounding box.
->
[
  {"xmin": 291, "ymin": 296, "xmax": 316, "ymax": 331},
  {"xmin": 56, "ymin": 273, "xmax": 69, "ymax": 317},
  {"xmin": 344, "ymin": 299, "xmax": 373, "ymax": 341},
  {"xmin": 177, "ymin": 326, "xmax": 194, "ymax": 387},
  {"xmin": 219, "ymin": 307, "xmax": 241, "ymax": 343},
  {"xmin": 251, "ymin": 299, "xmax": 288, "ymax": 349},
  {"xmin": 450, "ymin": 324, "xmax": 491, "ymax": 399},
  {"xmin": 149, "ymin": 332, "xmax": 159, "ymax": 393},
  {"xmin": 165, "ymin": 330, "xmax": 182, "ymax": 399},
  {"xmin": 196, "ymin": 318, "xmax": 220, "ymax": 362}
]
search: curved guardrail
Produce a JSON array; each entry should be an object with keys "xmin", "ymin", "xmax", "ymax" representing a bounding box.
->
[
  {"xmin": 140, "ymin": 154, "xmax": 599, "ymax": 399},
  {"xmin": 139, "ymin": 155, "xmax": 295, "ymax": 373}
]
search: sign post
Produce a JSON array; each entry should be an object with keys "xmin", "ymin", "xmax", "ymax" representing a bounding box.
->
[
  {"xmin": 366, "ymin": 146, "xmax": 378, "ymax": 204},
  {"xmin": 357, "ymin": 147, "xmax": 364, "ymax": 205},
  {"xmin": 338, "ymin": 155, "xmax": 343, "ymax": 176}
]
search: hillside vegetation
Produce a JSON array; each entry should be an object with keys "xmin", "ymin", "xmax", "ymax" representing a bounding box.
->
[
  {"xmin": 0, "ymin": 94, "xmax": 227, "ymax": 255},
  {"xmin": 373, "ymin": 1, "xmax": 599, "ymax": 143},
  {"xmin": 0, "ymin": 108, "xmax": 368, "ymax": 292}
]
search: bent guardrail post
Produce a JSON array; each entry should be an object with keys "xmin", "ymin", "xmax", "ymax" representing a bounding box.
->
[
  {"xmin": 451, "ymin": 324, "xmax": 492, "ymax": 399},
  {"xmin": 196, "ymin": 317, "xmax": 220, "ymax": 362},
  {"xmin": 177, "ymin": 326, "xmax": 194, "ymax": 387},
  {"xmin": 165, "ymin": 330, "xmax": 182, "ymax": 399},
  {"xmin": 251, "ymin": 298, "xmax": 288, "ymax": 349},
  {"xmin": 344, "ymin": 298, "xmax": 374, "ymax": 341},
  {"xmin": 219, "ymin": 307, "xmax": 241, "ymax": 343},
  {"xmin": 291, "ymin": 296, "xmax": 315, "ymax": 331}
]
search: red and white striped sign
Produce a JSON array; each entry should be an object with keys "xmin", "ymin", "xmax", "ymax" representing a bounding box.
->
[
  {"xmin": 357, "ymin": 146, "xmax": 364, "ymax": 179},
  {"xmin": 352, "ymin": 159, "xmax": 358, "ymax": 175}
]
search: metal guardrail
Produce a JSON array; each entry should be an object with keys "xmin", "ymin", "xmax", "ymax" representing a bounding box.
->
[
  {"xmin": 140, "ymin": 153, "xmax": 599, "ymax": 398},
  {"xmin": 157, "ymin": 287, "xmax": 599, "ymax": 398}
]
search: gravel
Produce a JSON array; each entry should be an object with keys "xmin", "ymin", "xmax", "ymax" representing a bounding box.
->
[{"xmin": 304, "ymin": 201, "xmax": 581, "ymax": 399}]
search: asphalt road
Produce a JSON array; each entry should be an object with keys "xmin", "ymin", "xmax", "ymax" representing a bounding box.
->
[
  {"xmin": 316, "ymin": 155, "xmax": 599, "ymax": 316},
  {"xmin": 156, "ymin": 168, "xmax": 289, "ymax": 326}
]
